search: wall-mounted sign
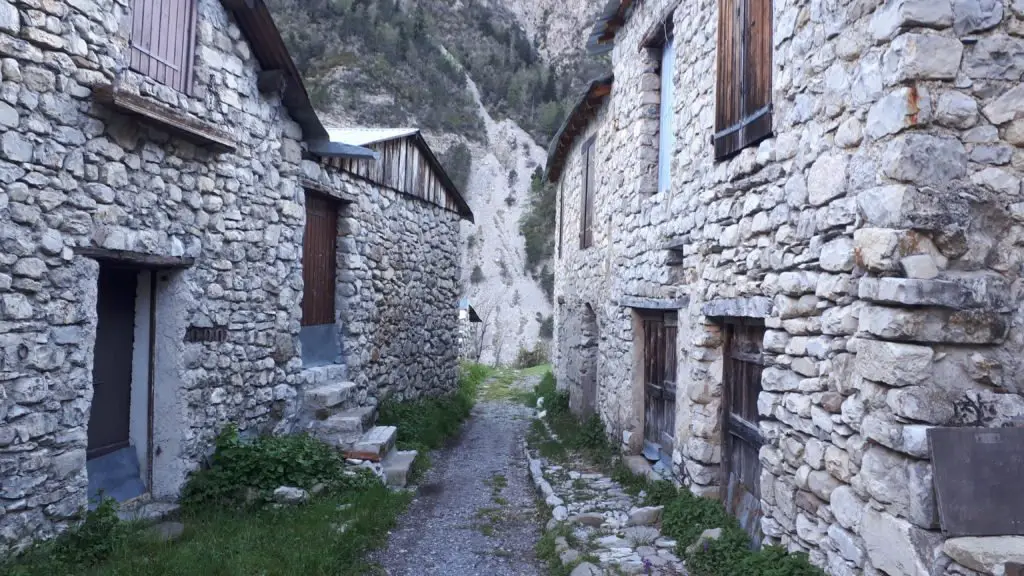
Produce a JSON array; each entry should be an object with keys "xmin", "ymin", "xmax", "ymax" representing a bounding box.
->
[{"xmin": 184, "ymin": 326, "xmax": 227, "ymax": 343}]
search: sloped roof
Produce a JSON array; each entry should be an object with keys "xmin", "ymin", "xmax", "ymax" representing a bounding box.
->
[
  {"xmin": 328, "ymin": 128, "xmax": 420, "ymax": 147},
  {"xmin": 587, "ymin": 0, "xmax": 635, "ymax": 55},
  {"xmin": 328, "ymin": 127, "xmax": 475, "ymax": 222},
  {"xmin": 545, "ymin": 75, "xmax": 614, "ymax": 183},
  {"xmin": 220, "ymin": 0, "xmax": 374, "ymax": 159}
]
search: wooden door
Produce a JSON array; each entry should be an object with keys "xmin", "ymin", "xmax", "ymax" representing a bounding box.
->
[
  {"xmin": 643, "ymin": 312, "xmax": 677, "ymax": 460},
  {"xmin": 302, "ymin": 193, "xmax": 338, "ymax": 327},
  {"xmin": 88, "ymin": 267, "xmax": 138, "ymax": 460},
  {"xmin": 722, "ymin": 320, "xmax": 765, "ymax": 545}
]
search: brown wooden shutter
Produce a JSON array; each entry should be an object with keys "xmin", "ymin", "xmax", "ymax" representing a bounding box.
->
[
  {"xmin": 130, "ymin": 0, "xmax": 198, "ymax": 93},
  {"xmin": 302, "ymin": 194, "xmax": 338, "ymax": 327},
  {"xmin": 714, "ymin": 0, "xmax": 773, "ymax": 159}
]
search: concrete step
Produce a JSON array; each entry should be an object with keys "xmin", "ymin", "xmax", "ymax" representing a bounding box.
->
[
  {"xmin": 382, "ymin": 450, "xmax": 418, "ymax": 488},
  {"xmin": 320, "ymin": 406, "xmax": 376, "ymax": 434},
  {"xmin": 304, "ymin": 381, "xmax": 356, "ymax": 411},
  {"xmin": 343, "ymin": 425, "xmax": 397, "ymax": 462}
]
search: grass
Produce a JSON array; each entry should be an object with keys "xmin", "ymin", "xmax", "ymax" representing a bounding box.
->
[
  {"xmin": 7, "ymin": 364, "xmax": 495, "ymax": 576},
  {"xmin": 477, "ymin": 364, "xmax": 549, "ymax": 404},
  {"xmin": 3, "ymin": 487, "xmax": 411, "ymax": 576}
]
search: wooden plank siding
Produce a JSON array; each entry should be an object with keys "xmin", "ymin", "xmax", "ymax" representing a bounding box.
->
[
  {"xmin": 713, "ymin": 0, "xmax": 772, "ymax": 159},
  {"xmin": 129, "ymin": 0, "xmax": 198, "ymax": 94},
  {"xmin": 301, "ymin": 193, "xmax": 338, "ymax": 327},
  {"xmin": 332, "ymin": 136, "xmax": 459, "ymax": 215}
]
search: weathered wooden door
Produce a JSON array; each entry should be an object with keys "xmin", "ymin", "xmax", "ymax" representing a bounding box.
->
[
  {"xmin": 302, "ymin": 193, "xmax": 338, "ymax": 327},
  {"xmin": 643, "ymin": 312, "xmax": 677, "ymax": 460},
  {"xmin": 88, "ymin": 267, "xmax": 138, "ymax": 460},
  {"xmin": 722, "ymin": 319, "xmax": 765, "ymax": 545}
]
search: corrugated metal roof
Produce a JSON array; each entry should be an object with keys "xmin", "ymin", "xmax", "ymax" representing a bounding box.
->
[{"xmin": 327, "ymin": 127, "xmax": 420, "ymax": 147}]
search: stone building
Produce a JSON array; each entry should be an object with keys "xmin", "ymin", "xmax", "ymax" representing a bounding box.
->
[
  {"xmin": 550, "ymin": 0, "xmax": 1024, "ymax": 574},
  {"xmin": 0, "ymin": 0, "xmax": 470, "ymax": 552}
]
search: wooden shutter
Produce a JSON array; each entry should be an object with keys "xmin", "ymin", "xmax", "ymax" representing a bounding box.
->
[
  {"xmin": 714, "ymin": 0, "xmax": 773, "ymax": 160},
  {"xmin": 557, "ymin": 182, "xmax": 565, "ymax": 258},
  {"xmin": 301, "ymin": 194, "xmax": 338, "ymax": 327},
  {"xmin": 580, "ymin": 138, "xmax": 596, "ymax": 249},
  {"xmin": 130, "ymin": 0, "xmax": 198, "ymax": 93}
]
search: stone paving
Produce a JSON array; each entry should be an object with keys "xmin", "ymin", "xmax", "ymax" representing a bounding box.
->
[{"xmin": 526, "ymin": 444, "xmax": 687, "ymax": 575}]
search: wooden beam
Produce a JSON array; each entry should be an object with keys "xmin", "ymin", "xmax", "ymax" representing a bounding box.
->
[
  {"xmin": 93, "ymin": 84, "xmax": 235, "ymax": 151},
  {"xmin": 75, "ymin": 247, "xmax": 195, "ymax": 268},
  {"xmin": 257, "ymin": 69, "xmax": 286, "ymax": 94}
]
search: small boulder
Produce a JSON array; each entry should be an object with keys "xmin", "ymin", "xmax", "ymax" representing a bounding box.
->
[
  {"xmin": 272, "ymin": 486, "xmax": 309, "ymax": 504},
  {"xmin": 626, "ymin": 505, "xmax": 664, "ymax": 526},
  {"xmin": 553, "ymin": 505, "xmax": 568, "ymax": 521},
  {"xmin": 559, "ymin": 549, "xmax": 580, "ymax": 565},
  {"xmin": 686, "ymin": 528, "xmax": 723, "ymax": 555},
  {"xmin": 569, "ymin": 512, "xmax": 605, "ymax": 527},
  {"xmin": 570, "ymin": 562, "xmax": 603, "ymax": 576}
]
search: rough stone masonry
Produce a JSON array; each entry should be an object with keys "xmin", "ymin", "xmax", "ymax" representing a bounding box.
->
[
  {"xmin": 552, "ymin": 0, "xmax": 1024, "ymax": 574},
  {"xmin": 0, "ymin": 0, "xmax": 465, "ymax": 553}
]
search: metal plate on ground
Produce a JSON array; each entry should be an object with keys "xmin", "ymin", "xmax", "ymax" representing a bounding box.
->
[{"xmin": 929, "ymin": 427, "xmax": 1024, "ymax": 536}]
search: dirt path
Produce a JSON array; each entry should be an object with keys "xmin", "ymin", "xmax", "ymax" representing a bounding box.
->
[{"xmin": 374, "ymin": 374, "xmax": 545, "ymax": 576}]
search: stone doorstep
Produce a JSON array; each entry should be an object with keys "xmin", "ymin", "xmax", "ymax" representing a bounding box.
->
[
  {"xmin": 381, "ymin": 450, "xmax": 418, "ymax": 488},
  {"xmin": 343, "ymin": 425, "xmax": 397, "ymax": 462},
  {"xmin": 304, "ymin": 381, "xmax": 356, "ymax": 410}
]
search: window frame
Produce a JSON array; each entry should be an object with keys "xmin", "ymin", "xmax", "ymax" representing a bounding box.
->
[
  {"xmin": 579, "ymin": 137, "xmax": 597, "ymax": 250},
  {"xmin": 647, "ymin": 19, "xmax": 676, "ymax": 194},
  {"xmin": 129, "ymin": 0, "xmax": 199, "ymax": 95},
  {"xmin": 713, "ymin": 0, "xmax": 773, "ymax": 160}
]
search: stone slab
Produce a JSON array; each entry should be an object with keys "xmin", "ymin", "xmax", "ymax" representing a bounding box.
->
[
  {"xmin": 930, "ymin": 427, "xmax": 1024, "ymax": 537},
  {"xmin": 702, "ymin": 297, "xmax": 773, "ymax": 319},
  {"xmin": 382, "ymin": 450, "xmax": 418, "ymax": 488},
  {"xmin": 304, "ymin": 382, "xmax": 356, "ymax": 410},
  {"xmin": 345, "ymin": 425, "xmax": 397, "ymax": 462}
]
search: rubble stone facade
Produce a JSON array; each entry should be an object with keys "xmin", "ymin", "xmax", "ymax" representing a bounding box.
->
[
  {"xmin": 553, "ymin": 0, "xmax": 1024, "ymax": 574},
  {"xmin": 0, "ymin": 0, "xmax": 463, "ymax": 552}
]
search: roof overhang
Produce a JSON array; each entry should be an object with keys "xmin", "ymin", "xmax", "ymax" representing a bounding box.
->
[
  {"xmin": 587, "ymin": 0, "xmax": 635, "ymax": 55},
  {"xmin": 219, "ymin": 0, "xmax": 375, "ymax": 160},
  {"xmin": 545, "ymin": 75, "xmax": 614, "ymax": 183}
]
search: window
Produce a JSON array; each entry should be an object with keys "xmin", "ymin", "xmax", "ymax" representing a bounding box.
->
[
  {"xmin": 579, "ymin": 137, "xmax": 596, "ymax": 249},
  {"xmin": 656, "ymin": 24, "xmax": 675, "ymax": 193},
  {"xmin": 129, "ymin": 0, "xmax": 198, "ymax": 93},
  {"xmin": 713, "ymin": 0, "xmax": 773, "ymax": 160}
]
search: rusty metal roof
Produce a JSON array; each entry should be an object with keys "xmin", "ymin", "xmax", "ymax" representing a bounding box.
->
[{"xmin": 545, "ymin": 74, "xmax": 614, "ymax": 183}]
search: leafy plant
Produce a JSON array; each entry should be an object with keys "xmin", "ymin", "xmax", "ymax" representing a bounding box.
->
[
  {"xmin": 513, "ymin": 342, "xmax": 549, "ymax": 369},
  {"xmin": 180, "ymin": 427, "xmax": 364, "ymax": 509}
]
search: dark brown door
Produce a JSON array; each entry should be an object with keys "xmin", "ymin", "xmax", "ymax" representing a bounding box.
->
[
  {"xmin": 643, "ymin": 312, "xmax": 677, "ymax": 460},
  {"xmin": 722, "ymin": 319, "xmax": 765, "ymax": 545},
  {"xmin": 302, "ymin": 193, "xmax": 338, "ymax": 327},
  {"xmin": 88, "ymin": 267, "xmax": 138, "ymax": 459}
]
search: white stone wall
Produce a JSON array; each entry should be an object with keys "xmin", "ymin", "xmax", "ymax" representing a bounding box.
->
[
  {"xmin": 0, "ymin": 0, "xmax": 462, "ymax": 551},
  {"xmin": 554, "ymin": 0, "xmax": 1024, "ymax": 574}
]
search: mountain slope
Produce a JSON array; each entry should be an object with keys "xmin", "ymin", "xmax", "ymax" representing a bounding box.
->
[{"xmin": 266, "ymin": 0, "xmax": 604, "ymax": 364}]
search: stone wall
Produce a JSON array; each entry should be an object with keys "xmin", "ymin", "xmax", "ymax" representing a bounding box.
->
[
  {"xmin": 306, "ymin": 162, "xmax": 462, "ymax": 404},
  {"xmin": 553, "ymin": 0, "xmax": 1024, "ymax": 574},
  {"xmin": 0, "ymin": 0, "xmax": 462, "ymax": 552}
]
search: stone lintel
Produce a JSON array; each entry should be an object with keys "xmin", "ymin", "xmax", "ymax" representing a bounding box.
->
[
  {"xmin": 92, "ymin": 84, "xmax": 236, "ymax": 151},
  {"xmin": 702, "ymin": 297, "xmax": 773, "ymax": 319},
  {"xmin": 619, "ymin": 295, "xmax": 689, "ymax": 310},
  {"xmin": 75, "ymin": 247, "xmax": 195, "ymax": 269},
  {"xmin": 859, "ymin": 305, "xmax": 1008, "ymax": 344},
  {"xmin": 858, "ymin": 276, "xmax": 1010, "ymax": 310},
  {"xmin": 300, "ymin": 178, "xmax": 356, "ymax": 204}
]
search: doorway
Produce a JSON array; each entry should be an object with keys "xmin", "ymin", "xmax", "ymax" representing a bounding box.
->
[
  {"xmin": 300, "ymin": 192, "xmax": 342, "ymax": 366},
  {"xmin": 640, "ymin": 311, "xmax": 677, "ymax": 469},
  {"xmin": 722, "ymin": 319, "xmax": 766, "ymax": 546},
  {"xmin": 87, "ymin": 265, "xmax": 148, "ymax": 504},
  {"xmin": 578, "ymin": 303, "xmax": 599, "ymax": 416}
]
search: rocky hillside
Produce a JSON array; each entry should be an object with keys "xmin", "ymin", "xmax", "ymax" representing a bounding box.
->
[{"xmin": 266, "ymin": 0, "xmax": 605, "ymax": 365}]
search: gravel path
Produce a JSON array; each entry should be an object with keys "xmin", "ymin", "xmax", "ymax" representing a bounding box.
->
[{"xmin": 374, "ymin": 375, "xmax": 545, "ymax": 576}]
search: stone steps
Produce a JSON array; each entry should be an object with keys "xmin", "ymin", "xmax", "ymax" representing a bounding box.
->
[
  {"xmin": 343, "ymin": 425, "xmax": 397, "ymax": 462},
  {"xmin": 381, "ymin": 450, "xmax": 418, "ymax": 488},
  {"xmin": 309, "ymin": 406, "xmax": 376, "ymax": 445},
  {"xmin": 304, "ymin": 381, "xmax": 357, "ymax": 412}
]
